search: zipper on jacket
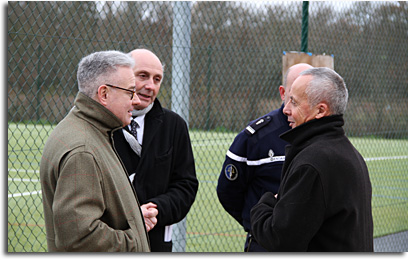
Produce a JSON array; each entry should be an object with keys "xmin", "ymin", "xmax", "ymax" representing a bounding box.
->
[{"xmin": 111, "ymin": 128, "xmax": 151, "ymax": 249}]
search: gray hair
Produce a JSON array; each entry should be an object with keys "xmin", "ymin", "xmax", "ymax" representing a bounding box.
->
[
  {"xmin": 77, "ymin": 50, "xmax": 135, "ymax": 97},
  {"xmin": 301, "ymin": 67, "xmax": 349, "ymax": 115}
]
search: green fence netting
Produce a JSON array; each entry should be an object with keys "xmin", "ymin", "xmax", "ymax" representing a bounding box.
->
[{"xmin": 8, "ymin": 1, "xmax": 407, "ymax": 252}]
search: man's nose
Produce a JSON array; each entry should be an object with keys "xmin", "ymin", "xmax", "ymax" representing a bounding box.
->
[
  {"xmin": 132, "ymin": 93, "xmax": 141, "ymax": 105},
  {"xmin": 144, "ymin": 78, "xmax": 156, "ymax": 90}
]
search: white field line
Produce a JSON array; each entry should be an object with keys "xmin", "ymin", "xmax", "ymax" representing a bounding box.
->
[
  {"xmin": 8, "ymin": 190, "xmax": 42, "ymax": 198},
  {"xmin": 8, "ymin": 168, "xmax": 41, "ymax": 198},
  {"xmin": 8, "ymin": 177, "xmax": 40, "ymax": 182},
  {"xmin": 364, "ymin": 155, "xmax": 407, "ymax": 162},
  {"xmin": 7, "ymin": 154, "xmax": 408, "ymax": 198}
]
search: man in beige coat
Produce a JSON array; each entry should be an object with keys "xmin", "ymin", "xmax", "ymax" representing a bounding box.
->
[{"xmin": 40, "ymin": 50, "xmax": 150, "ymax": 252}]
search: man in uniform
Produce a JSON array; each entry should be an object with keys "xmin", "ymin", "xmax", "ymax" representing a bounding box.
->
[{"xmin": 216, "ymin": 63, "xmax": 312, "ymax": 252}]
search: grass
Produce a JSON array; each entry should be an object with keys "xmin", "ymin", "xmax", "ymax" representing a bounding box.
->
[{"xmin": 7, "ymin": 123, "xmax": 408, "ymax": 252}]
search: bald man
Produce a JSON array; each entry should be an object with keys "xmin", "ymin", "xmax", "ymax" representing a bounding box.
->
[
  {"xmin": 216, "ymin": 63, "xmax": 313, "ymax": 252},
  {"xmin": 113, "ymin": 49, "xmax": 199, "ymax": 252}
]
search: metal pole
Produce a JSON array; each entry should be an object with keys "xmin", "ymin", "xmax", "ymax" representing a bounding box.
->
[
  {"xmin": 171, "ymin": 1, "xmax": 192, "ymax": 252},
  {"xmin": 36, "ymin": 45, "xmax": 42, "ymax": 122},
  {"xmin": 301, "ymin": 1, "xmax": 309, "ymax": 52},
  {"xmin": 171, "ymin": 1, "xmax": 192, "ymax": 124},
  {"xmin": 205, "ymin": 45, "xmax": 212, "ymax": 130}
]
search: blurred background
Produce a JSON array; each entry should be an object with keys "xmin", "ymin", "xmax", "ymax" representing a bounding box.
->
[{"xmin": 8, "ymin": 1, "xmax": 407, "ymax": 252}]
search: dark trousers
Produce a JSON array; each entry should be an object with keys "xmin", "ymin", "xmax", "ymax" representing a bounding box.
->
[{"xmin": 244, "ymin": 233, "xmax": 268, "ymax": 252}]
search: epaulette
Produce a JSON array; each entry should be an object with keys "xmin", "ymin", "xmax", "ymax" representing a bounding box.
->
[{"xmin": 244, "ymin": 115, "xmax": 271, "ymax": 135}]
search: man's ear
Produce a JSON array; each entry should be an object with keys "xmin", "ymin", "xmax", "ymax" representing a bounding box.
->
[
  {"xmin": 97, "ymin": 85, "xmax": 109, "ymax": 106},
  {"xmin": 315, "ymin": 102, "xmax": 331, "ymax": 119},
  {"xmin": 279, "ymin": 85, "xmax": 285, "ymax": 101}
]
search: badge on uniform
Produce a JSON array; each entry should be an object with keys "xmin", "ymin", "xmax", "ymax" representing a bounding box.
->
[
  {"xmin": 245, "ymin": 116, "xmax": 271, "ymax": 135},
  {"xmin": 268, "ymin": 149, "xmax": 274, "ymax": 160},
  {"xmin": 225, "ymin": 164, "xmax": 238, "ymax": 181}
]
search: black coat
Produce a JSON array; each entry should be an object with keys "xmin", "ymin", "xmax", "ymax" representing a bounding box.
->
[
  {"xmin": 113, "ymin": 99, "xmax": 198, "ymax": 252},
  {"xmin": 250, "ymin": 115, "xmax": 373, "ymax": 252}
]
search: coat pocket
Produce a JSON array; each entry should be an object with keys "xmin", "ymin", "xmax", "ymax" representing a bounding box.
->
[
  {"xmin": 154, "ymin": 146, "xmax": 173, "ymax": 164},
  {"xmin": 127, "ymin": 217, "xmax": 149, "ymax": 252}
]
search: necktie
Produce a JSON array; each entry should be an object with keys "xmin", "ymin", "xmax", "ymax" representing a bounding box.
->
[{"xmin": 130, "ymin": 119, "xmax": 139, "ymax": 142}]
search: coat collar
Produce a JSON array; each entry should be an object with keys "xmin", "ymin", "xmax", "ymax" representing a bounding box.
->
[
  {"xmin": 280, "ymin": 115, "xmax": 346, "ymax": 177},
  {"xmin": 139, "ymin": 99, "xmax": 164, "ymax": 156},
  {"xmin": 145, "ymin": 99, "xmax": 164, "ymax": 120},
  {"xmin": 280, "ymin": 115, "xmax": 345, "ymax": 146},
  {"xmin": 73, "ymin": 92, "xmax": 124, "ymax": 133}
]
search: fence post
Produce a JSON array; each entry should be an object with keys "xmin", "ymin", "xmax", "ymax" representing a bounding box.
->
[
  {"xmin": 205, "ymin": 45, "xmax": 212, "ymax": 130},
  {"xmin": 171, "ymin": 1, "xmax": 192, "ymax": 252},
  {"xmin": 36, "ymin": 44, "xmax": 42, "ymax": 122},
  {"xmin": 301, "ymin": 1, "xmax": 309, "ymax": 52},
  {"xmin": 171, "ymin": 1, "xmax": 192, "ymax": 123}
]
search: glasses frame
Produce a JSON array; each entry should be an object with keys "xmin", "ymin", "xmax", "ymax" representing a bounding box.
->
[{"xmin": 105, "ymin": 84, "xmax": 136, "ymax": 100}]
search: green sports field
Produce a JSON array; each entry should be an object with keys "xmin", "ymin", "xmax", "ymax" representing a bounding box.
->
[{"xmin": 7, "ymin": 123, "xmax": 408, "ymax": 252}]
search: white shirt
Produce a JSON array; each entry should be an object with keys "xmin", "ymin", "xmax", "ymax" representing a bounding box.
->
[{"xmin": 128, "ymin": 115, "xmax": 145, "ymax": 145}]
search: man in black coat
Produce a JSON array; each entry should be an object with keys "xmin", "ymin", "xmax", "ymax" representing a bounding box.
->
[
  {"xmin": 216, "ymin": 63, "xmax": 313, "ymax": 251},
  {"xmin": 250, "ymin": 67, "xmax": 373, "ymax": 251},
  {"xmin": 113, "ymin": 49, "xmax": 199, "ymax": 252}
]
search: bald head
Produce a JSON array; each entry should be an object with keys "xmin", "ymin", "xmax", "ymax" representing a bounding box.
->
[
  {"xmin": 128, "ymin": 49, "xmax": 164, "ymax": 110},
  {"xmin": 284, "ymin": 63, "xmax": 314, "ymax": 89},
  {"xmin": 282, "ymin": 63, "xmax": 313, "ymax": 105},
  {"xmin": 129, "ymin": 49, "xmax": 163, "ymax": 71}
]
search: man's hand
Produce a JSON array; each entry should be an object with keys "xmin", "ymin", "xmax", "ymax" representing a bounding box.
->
[{"xmin": 140, "ymin": 202, "xmax": 158, "ymax": 232}]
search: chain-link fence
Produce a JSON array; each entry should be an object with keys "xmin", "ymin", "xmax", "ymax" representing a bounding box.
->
[{"xmin": 8, "ymin": 1, "xmax": 407, "ymax": 252}]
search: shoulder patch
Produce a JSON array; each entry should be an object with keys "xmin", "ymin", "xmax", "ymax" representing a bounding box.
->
[
  {"xmin": 244, "ymin": 116, "xmax": 271, "ymax": 135},
  {"xmin": 224, "ymin": 164, "xmax": 238, "ymax": 181}
]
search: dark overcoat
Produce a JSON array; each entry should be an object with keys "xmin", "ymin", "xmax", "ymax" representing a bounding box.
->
[
  {"xmin": 114, "ymin": 99, "xmax": 199, "ymax": 252},
  {"xmin": 251, "ymin": 115, "xmax": 374, "ymax": 252}
]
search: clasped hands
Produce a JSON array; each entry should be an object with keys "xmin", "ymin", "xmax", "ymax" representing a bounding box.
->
[{"xmin": 140, "ymin": 202, "xmax": 158, "ymax": 232}]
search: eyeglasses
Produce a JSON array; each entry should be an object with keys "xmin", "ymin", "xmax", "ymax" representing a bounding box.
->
[{"xmin": 105, "ymin": 84, "xmax": 136, "ymax": 100}]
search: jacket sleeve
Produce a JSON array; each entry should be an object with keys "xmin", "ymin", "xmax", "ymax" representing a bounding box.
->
[
  {"xmin": 148, "ymin": 118, "xmax": 199, "ymax": 226},
  {"xmin": 250, "ymin": 165, "xmax": 326, "ymax": 251},
  {"xmin": 216, "ymin": 132, "xmax": 251, "ymax": 226},
  {"xmin": 52, "ymin": 151, "xmax": 140, "ymax": 252}
]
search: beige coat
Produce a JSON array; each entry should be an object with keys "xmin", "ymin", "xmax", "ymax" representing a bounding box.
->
[{"xmin": 40, "ymin": 92, "xmax": 150, "ymax": 252}]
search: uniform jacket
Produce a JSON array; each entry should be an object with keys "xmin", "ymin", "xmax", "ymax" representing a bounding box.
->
[
  {"xmin": 113, "ymin": 99, "xmax": 198, "ymax": 252},
  {"xmin": 251, "ymin": 115, "xmax": 374, "ymax": 252},
  {"xmin": 216, "ymin": 104, "xmax": 290, "ymax": 231},
  {"xmin": 40, "ymin": 92, "xmax": 150, "ymax": 252}
]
